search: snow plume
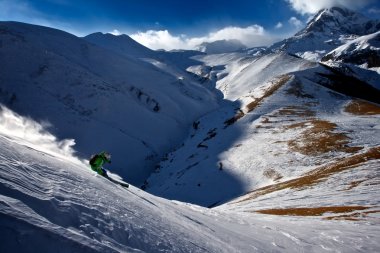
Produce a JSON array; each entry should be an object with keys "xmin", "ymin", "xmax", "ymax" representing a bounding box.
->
[
  {"xmin": 286, "ymin": 0, "xmax": 374, "ymax": 15},
  {"xmin": 0, "ymin": 105, "xmax": 80, "ymax": 163},
  {"xmin": 130, "ymin": 25, "xmax": 277, "ymax": 50}
]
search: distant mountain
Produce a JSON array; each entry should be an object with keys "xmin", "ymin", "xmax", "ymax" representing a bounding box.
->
[
  {"xmin": 84, "ymin": 32, "xmax": 155, "ymax": 58},
  {"xmin": 196, "ymin": 39, "xmax": 246, "ymax": 54},
  {"xmin": 146, "ymin": 7, "xmax": 380, "ymax": 207},
  {"xmin": 270, "ymin": 7, "xmax": 380, "ymax": 61},
  {"xmin": 0, "ymin": 21, "xmax": 220, "ymax": 184},
  {"xmin": 321, "ymin": 31, "xmax": 380, "ymax": 68}
]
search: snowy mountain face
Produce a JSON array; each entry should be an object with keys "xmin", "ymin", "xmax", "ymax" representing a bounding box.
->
[
  {"xmin": 2, "ymin": 108, "xmax": 379, "ymax": 252},
  {"xmin": 196, "ymin": 39, "xmax": 247, "ymax": 54},
  {"xmin": 144, "ymin": 7, "xmax": 380, "ymax": 234},
  {"xmin": 321, "ymin": 31, "xmax": 380, "ymax": 69},
  {"xmin": 1, "ymin": 6, "xmax": 380, "ymax": 252},
  {"xmin": 0, "ymin": 21, "xmax": 220, "ymax": 185},
  {"xmin": 270, "ymin": 7, "xmax": 380, "ymax": 61}
]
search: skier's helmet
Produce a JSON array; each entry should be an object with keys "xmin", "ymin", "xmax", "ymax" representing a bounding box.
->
[{"xmin": 104, "ymin": 152, "xmax": 111, "ymax": 161}]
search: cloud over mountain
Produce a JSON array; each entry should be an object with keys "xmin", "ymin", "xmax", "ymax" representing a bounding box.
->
[
  {"xmin": 286, "ymin": 0, "xmax": 374, "ymax": 15},
  {"xmin": 130, "ymin": 25, "xmax": 278, "ymax": 50}
]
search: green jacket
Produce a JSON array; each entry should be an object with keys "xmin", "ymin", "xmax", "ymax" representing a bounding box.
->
[{"xmin": 89, "ymin": 152, "xmax": 111, "ymax": 175}]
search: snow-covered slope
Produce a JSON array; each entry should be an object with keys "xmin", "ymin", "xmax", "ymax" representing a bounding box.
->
[
  {"xmin": 270, "ymin": 7, "xmax": 380, "ymax": 61},
  {"xmin": 322, "ymin": 31, "xmax": 380, "ymax": 70},
  {"xmin": 2, "ymin": 8, "xmax": 380, "ymax": 251},
  {"xmin": 147, "ymin": 58, "xmax": 380, "ymax": 206},
  {"xmin": 0, "ymin": 21, "xmax": 220, "ymax": 185},
  {"xmin": 1, "ymin": 105, "xmax": 379, "ymax": 252},
  {"xmin": 189, "ymin": 52, "xmax": 316, "ymax": 101}
]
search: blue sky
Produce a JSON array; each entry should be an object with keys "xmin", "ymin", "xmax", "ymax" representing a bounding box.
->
[{"xmin": 1, "ymin": 0, "xmax": 380, "ymax": 50}]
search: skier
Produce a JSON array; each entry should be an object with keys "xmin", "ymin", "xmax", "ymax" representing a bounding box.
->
[
  {"xmin": 89, "ymin": 151, "xmax": 130, "ymax": 188},
  {"xmin": 89, "ymin": 151, "xmax": 111, "ymax": 177}
]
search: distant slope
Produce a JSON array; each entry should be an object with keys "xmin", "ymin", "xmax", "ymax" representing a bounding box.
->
[
  {"xmin": 0, "ymin": 21, "xmax": 220, "ymax": 184},
  {"xmin": 147, "ymin": 50, "xmax": 380, "ymax": 207},
  {"xmin": 196, "ymin": 39, "xmax": 246, "ymax": 54},
  {"xmin": 84, "ymin": 32, "xmax": 155, "ymax": 58}
]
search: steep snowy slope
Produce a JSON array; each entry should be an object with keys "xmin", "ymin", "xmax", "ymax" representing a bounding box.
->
[
  {"xmin": 322, "ymin": 31, "xmax": 380, "ymax": 70},
  {"xmin": 270, "ymin": 7, "xmax": 380, "ymax": 61},
  {"xmin": 191, "ymin": 52, "xmax": 316, "ymax": 101},
  {"xmin": 0, "ymin": 22, "xmax": 220, "ymax": 184},
  {"xmin": 1, "ymin": 105, "xmax": 379, "ymax": 252}
]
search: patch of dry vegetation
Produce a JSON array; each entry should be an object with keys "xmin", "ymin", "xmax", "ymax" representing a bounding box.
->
[
  {"xmin": 287, "ymin": 120, "xmax": 363, "ymax": 156},
  {"xmin": 285, "ymin": 81, "xmax": 314, "ymax": 99},
  {"xmin": 255, "ymin": 206, "xmax": 369, "ymax": 216},
  {"xmin": 263, "ymin": 169, "xmax": 283, "ymax": 181},
  {"xmin": 325, "ymin": 210, "xmax": 380, "ymax": 221},
  {"xmin": 232, "ymin": 147, "xmax": 380, "ymax": 203},
  {"xmin": 341, "ymin": 176, "xmax": 380, "ymax": 191},
  {"xmin": 345, "ymin": 100, "xmax": 380, "ymax": 115},
  {"xmin": 224, "ymin": 75, "xmax": 292, "ymax": 127},
  {"xmin": 276, "ymin": 107, "xmax": 315, "ymax": 117},
  {"xmin": 345, "ymin": 180, "xmax": 366, "ymax": 191},
  {"xmin": 261, "ymin": 117, "xmax": 271, "ymax": 124}
]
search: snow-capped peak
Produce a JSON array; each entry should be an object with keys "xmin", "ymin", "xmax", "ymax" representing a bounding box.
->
[
  {"xmin": 297, "ymin": 7, "xmax": 378, "ymax": 37},
  {"xmin": 270, "ymin": 6, "xmax": 380, "ymax": 61}
]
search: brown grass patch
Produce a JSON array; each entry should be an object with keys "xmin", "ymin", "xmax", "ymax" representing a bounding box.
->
[
  {"xmin": 284, "ymin": 121, "xmax": 309, "ymax": 130},
  {"xmin": 261, "ymin": 117, "xmax": 271, "ymax": 124},
  {"xmin": 232, "ymin": 147, "xmax": 380, "ymax": 203},
  {"xmin": 255, "ymin": 206, "xmax": 369, "ymax": 216},
  {"xmin": 247, "ymin": 75, "xmax": 292, "ymax": 113},
  {"xmin": 275, "ymin": 106, "xmax": 315, "ymax": 118},
  {"xmin": 286, "ymin": 81, "xmax": 314, "ymax": 99},
  {"xmin": 224, "ymin": 110, "xmax": 244, "ymax": 126},
  {"xmin": 341, "ymin": 176, "xmax": 380, "ymax": 191},
  {"xmin": 224, "ymin": 75, "xmax": 291, "ymax": 127},
  {"xmin": 325, "ymin": 210, "xmax": 380, "ymax": 221},
  {"xmin": 287, "ymin": 119, "xmax": 363, "ymax": 156},
  {"xmin": 345, "ymin": 100, "xmax": 380, "ymax": 115},
  {"xmin": 263, "ymin": 169, "xmax": 283, "ymax": 181},
  {"xmin": 345, "ymin": 180, "xmax": 366, "ymax": 191}
]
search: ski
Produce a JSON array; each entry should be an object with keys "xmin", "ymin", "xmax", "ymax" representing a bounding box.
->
[{"xmin": 106, "ymin": 176, "xmax": 129, "ymax": 188}]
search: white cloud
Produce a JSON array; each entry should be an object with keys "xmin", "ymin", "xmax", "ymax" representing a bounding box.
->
[
  {"xmin": 130, "ymin": 30, "xmax": 187, "ymax": 50},
  {"xmin": 130, "ymin": 25, "xmax": 278, "ymax": 50},
  {"xmin": 275, "ymin": 22, "xmax": 283, "ymax": 29},
  {"xmin": 109, "ymin": 29, "xmax": 121, "ymax": 35},
  {"xmin": 288, "ymin": 17, "xmax": 303, "ymax": 29},
  {"xmin": 286, "ymin": 0, "xmax": 374, "ymax": 15}
]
